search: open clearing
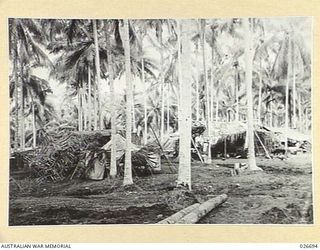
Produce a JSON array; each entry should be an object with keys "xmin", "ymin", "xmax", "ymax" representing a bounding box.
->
[{"xmin": 9, "ymin": 153, "xmax": 313, "ymax": 225}]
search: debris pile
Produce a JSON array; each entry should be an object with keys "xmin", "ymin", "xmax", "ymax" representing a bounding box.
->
[{"xmin": 12, "ymin": 130, "xmax": 161, "ymax": 183}]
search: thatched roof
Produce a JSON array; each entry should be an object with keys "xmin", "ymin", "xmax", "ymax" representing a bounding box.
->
[
  {"xmin": 263, "ymin": 126, "xmax": 311, "ymax": 142},
  {"xmin": 209, "ymin": 122, "xmax": 247, "ymax": 144}
]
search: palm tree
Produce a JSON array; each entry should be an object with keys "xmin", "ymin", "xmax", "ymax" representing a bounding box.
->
[
  {"xmin": 122, "ymin": 19, "xmax": 134, "ymax": 186},
  {"xmin": 93, "ymin": 20, "xmax": 102, "ymax": 130},
  {"xmin": 284, "ymin": 31, "xmax": 292, "ymax": 154},
  {"xmin": 105, "ymin": 21, "xmax": 117, "ymax": 178},
  {"xmin": 177, "ymin": 19, "xmax": 192, "ymax": 189},
  {"xmin": 195, "ymin": 37, "xmax": 200, "ymax": 122},
  {"xmin": 87, "ymin": 62, "xmax": 92, "ymax": 130},
  {"xmin": 200, "ymin": 19, "xmax": 212, "ymax": 163},
  {"xmin": 11, "ymin": 34, "xmax": 19, "ymax": 151},
  {"xmin": 244, "ymin": 18, "xmax": 261, "ymax": 171},
  {"xmin": 9, "ymin": 18, "xmax": 52, "ymax": 151},
  {"xmin": 139, "ymin": 27, "xmax": 148, "ymax": 144},
  {"xmin": 10, "ymin": 72, "xmax": 53, "ymax": 149}
]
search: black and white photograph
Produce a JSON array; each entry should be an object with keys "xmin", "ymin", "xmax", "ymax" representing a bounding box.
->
[{"xmin": 8, "ymin": 17, "xmax": 312, "ymax": 225}]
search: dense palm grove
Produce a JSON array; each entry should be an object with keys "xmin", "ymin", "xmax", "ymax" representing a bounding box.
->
[{"xmin": 9, "ymin": 18, "xmax": 311, "ymax": 189}]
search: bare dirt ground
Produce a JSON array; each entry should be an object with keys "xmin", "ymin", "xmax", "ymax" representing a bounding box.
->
[{"xmin": 9, "ymin": 153, "xmax": 313, "ymax": 225}]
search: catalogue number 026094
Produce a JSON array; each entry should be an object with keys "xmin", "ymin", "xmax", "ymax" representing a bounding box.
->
[{"xmin": 300, "ymin": 244, "xmax": 318, "ymax": 249}]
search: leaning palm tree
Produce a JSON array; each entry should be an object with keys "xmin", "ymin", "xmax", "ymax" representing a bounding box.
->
[
  {"xmin": 122, "ymin": 19, "xmax": 134, "ymax": 186},
  {"xmin": 177, "ymin": 19, "xmax": 192, "ymax": 189},
  {"xmin": 243, "ymin": 18, "xmax": 261, "ymax": 171}
]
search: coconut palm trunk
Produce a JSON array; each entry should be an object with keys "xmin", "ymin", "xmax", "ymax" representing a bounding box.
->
[
  {"xmin": 292, "ymin": 43, "xmax": 297, "ymax": 128},
  {"xmin": 13, "ymin": 40, "xmax": 19, "ymax": 151},
  {"xmin": 200, "ymin": 19, "xmax": 211, "ymax": 163},
  {"xmin": 93, "ymin": 82, "xmax": 97, "ymax": 130},
  {"xmin": 195, "ymin": 41, "xmax": 200, "ymax": 122},
  {"xmin": 167, "ymin": 84, "xmax": 170, "ymax": 132},
  {"xmin": 285, "ymin": 32, "xmax": 292, "ymax": 155},
  {"xmin": 177, "ymin": 21, "xmax": 182, "ymax": 128},
  {"xmin": 234, "ymin": 65, "xmax": 239, "ymax": 122},
  {"xmin": 78, "ymin": 88, "xmax": 82, "ymax": 131},
  {"xmin": 141, "ymin": 49, "xmax": 148, "ymax": 145},
  {"xmin": 106, "ymin": 26, "xmax": 117, "ymax": 178},
  {"xmin": 123, "ymin": 19, "xmax": 133, "ymax": 186},
  {"xmin": 244, "ymin": 18, "xmax": 261, "ymax": 171},
  {"xmin": 132, "ymin": 83, "xmax": 137, "ymax": 135},
  {"xmin": 215, "ymin": 93, "xmax": 219, "ymax": 123},
  {"xmin": 269, "ymin": 90, "xmax": 273, "ymax": 127},
  {"xmin": 177, "ymin": 19, "xmax": 192, "ymax": 190},
  {"xmin": 83, "ymin": 80, "xmax": 87, "ymax": 130},
  {"xmin": 20, "ymin": 62, "xmax": 25, "ymax": 151},
  {"xmin": 210, "ymin": 56, "xmax": 214, "ymax": 123},
  {"xmin": 93, "ymin": 20, "xmax": 102, "ymax": 130},
  {"xmin": 32, "ymin": 99, "xmax": 36, "ymax": 148},
  {"xmin": 88, "ymin": 64, "xmax": 92, "ymax": 130},
  {"xmin": 81, "ymin": 86, "xmax": 84, "ymax": 131},
  {"xmin": 257, "ymin": 60, "xmax": 262, "ymax": 124},
  {"xmin": 159, "ymin": 24, "xmax": 165, "ymax": 141},
  {"xmin": 298, "ymin": 92, "xmax": 302, "ymax": 131}
]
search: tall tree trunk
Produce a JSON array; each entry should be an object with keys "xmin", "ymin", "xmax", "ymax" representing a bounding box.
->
[
  {"xmin": 244, "ymin": 18, "xmax": 261, "ymax": 171},
  {"xmin": 200, "ymin": 19, "xmax": 211, "ymax": 163},
  {"xmin": 269, "ymin": 91, "xmax": 273, "ymax": 127},
  {"xmin": 298, "ymin": 92, "xmax": 302, "ymax": 132},
  {"xmin": 93, "ymin": 20, "xmax": 102, "ymax": 130},
  {"xmin": 177, "ymin": 21, "xmax": 182, "ymax": 129},
  {"xmin": 132, "ymin": 82, "xmax": 137, "ymax": 135},
  {"xmin": 257, "ymin": 59, "xmax": 262, "ymax": 124},
  {"xmin": 106, "ymin": 27, "xmax": 117, "ymax": 178},
  {"xmin": 83, "ymin": 79, "xmax": 87, "ymax": 131},
  {"xmin": 159, "ymin": 24, "xmax": 165, "ymax": 141},
  {"xmin": 177, "ymin": 19, "xmax": 192, "ymax": 190},
  {"xmin": 167, "ymin": 84, "xmax": 170, "ymax": 133},
  {"xmin": 13, "ymin": 39, "xmax": 19, "ymax": 151},
  {"xmin": 81, "ymin": 87, "xmax": 85, "ymax": 130},
  {"xmin": 210, "ymin": 50, "xmax": 214, "ymax": 123},
  {"xmin": 235, "ymin": 66, "xmax": 239, "ymax": 122},
  {"xmin": 195, "ymin": 40, "xmax": 200, "ymax": 122},
  {"xmin": 141, "ymin": 47, "xmax": 148, "ymax": 145},
  {"xmin": 215, "ymin": 92, "xmax": 219, "ymax": 123},
  {"xmin": 305, "ymin": 107, "xmax": 309, "ymax": 132},
  {"xmin": 123, "ymin": 19, "xmax": 133, "ymax": 186},
  {"xmin": 285, "ymin": 32, "xmax": 292, "ymax": 155},
  {"xmin": 292, "ymin": 43, "xmax": 297, "ymax": 128},
  {"xmin": 32, "ymin": 100, "xmax": 36, "ymax": 148},
  {"xmin": 93, "ymin": 82, "xmax": 97, "ymax": 130},
  {"xmin": 88, "ymin": 64, "xmax": 92, "ymax": 131},
  {"xmin": 20, "ymin": 62, "xmax": 25, "ymax": 151},
  {"xmin": 78, "ymin": 88, "xmax": 82, "ymax": 131}
]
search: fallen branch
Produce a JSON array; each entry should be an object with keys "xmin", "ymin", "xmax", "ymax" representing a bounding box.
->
[
  {"xmin": 176, "ymin": 194, "xmax": 228, "ymax": 224},
  {"xmin": 157, "ymin": 203, "xmax": 200, "ymax": 224}
]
